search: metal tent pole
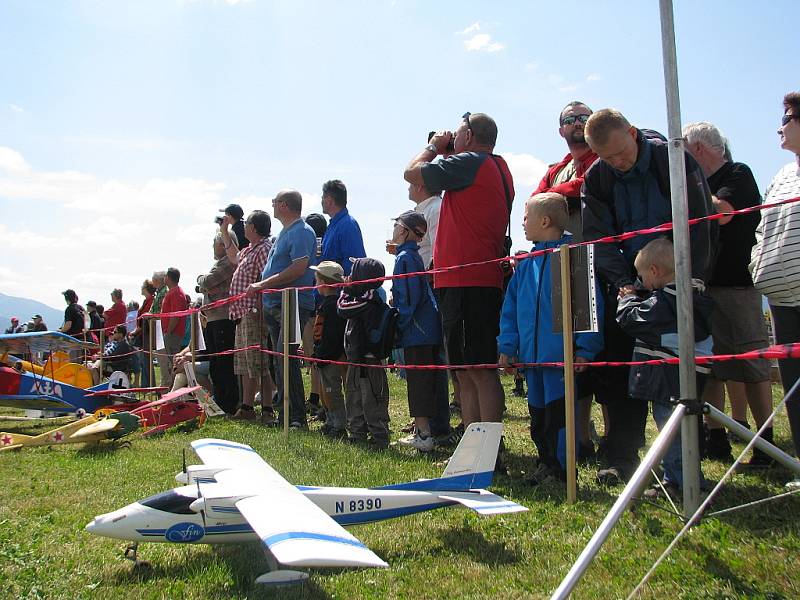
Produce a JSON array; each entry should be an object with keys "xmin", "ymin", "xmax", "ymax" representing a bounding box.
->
[
  {"xmin": 659, "ymin": 0, "xmax": 701, "ymax": 517},
  {"xmin": 550, "ymin": 403, "xmax": 686, "ymax": 600}
]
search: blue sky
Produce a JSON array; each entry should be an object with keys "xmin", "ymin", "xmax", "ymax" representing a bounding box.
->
[{"xmin": 0, "ymin": 0, "xmax": 796, "ymax": 310}]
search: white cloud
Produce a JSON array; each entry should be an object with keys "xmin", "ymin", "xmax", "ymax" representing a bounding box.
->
[
  {"xmin": 546, "ymin": 74, "xmax": 578, "ymax": 93},
  {"xmin": 0, "ymin": 147, "xmax": 30, "ymax": 173},
  {"xmin": 501, "ymin": 152, "xmax": 548, "ymax": 187},
  {"xmin": 456, "ymin": 22, "xmax": 481, "ymax": 36},
  {"xmin": 524, "ymin": 62, "xmax": 539, "ymax": 71},
  {"xmin": 464, "ymin": 33, "xmax": 505, "ymax": 53},
  {"xmin": 9, "ymin": 104, "xmax": 23, "ymax": 113},
  {"xmin": 586, "ymin": 73, "xmax": 602, "ymax": 82}
]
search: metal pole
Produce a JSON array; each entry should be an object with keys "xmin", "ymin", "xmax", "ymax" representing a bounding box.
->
[
  {"xmin": 551, "ymin": 403, "xmax": 686, "ymax": 600},
  {"xmin": 706, "ymin": 404, "xmax": 800, "ymax": 474},
  {"xmin": 149, "ymin": 318, "xmax": 155, "ymax": 392},
  {"xmin": 659, "ymin": 0, "xmax": 700, "ymax": 517},
  {"xmin": 282, "ymin": 289, "xmax": 290, "ymax": 437},
  {"xmin": 560, "ymin": 245, "xmax": 577, "ymax": 503}
]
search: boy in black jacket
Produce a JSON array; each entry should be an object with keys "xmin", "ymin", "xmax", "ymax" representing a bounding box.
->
[
  {"xmin": 310, "ymin": 261, "xmax": 348, "ymax": 438},
  {"xmin": 617, "ymin": 238, "xmax": 713, "ymax": 498},
  {"xmin": 337, "ymin": 257, "xmax": 391, "ymax": 449}
]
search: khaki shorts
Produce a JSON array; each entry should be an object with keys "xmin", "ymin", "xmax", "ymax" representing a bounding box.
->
[
  {"xmin": 708, "ymin": 286, "xmax": 771, "ymax": 382},
  {"xmin": 233, "ymin": 310, "xmax": 270, "ymax": 378}
]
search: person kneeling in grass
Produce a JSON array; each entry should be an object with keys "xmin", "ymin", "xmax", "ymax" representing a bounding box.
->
[
  {"xmin": 390, "ymin": 211, "xmax": 443, "ymax": 453},
  {"xmin": 498, "ymin": 193, "xmax": 603, "ymax": 484}
]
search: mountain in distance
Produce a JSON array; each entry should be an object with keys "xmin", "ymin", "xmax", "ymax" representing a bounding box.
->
[{"xmin": 0, "ymin": 292, "xmax": 63, "ymax": 331}]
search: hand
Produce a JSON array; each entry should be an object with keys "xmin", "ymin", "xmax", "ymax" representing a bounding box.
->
[
  {"xmin": 221, "ymin": 215, "xmax": 233, "ymax": 231},
  {"xmin": 386, "ymin": 241, "xmax": 398, "ymax": 255},
  {"xmin": 245, "ymin": 283, "xmax": 262, "ymax": 298},
  {"xmin": 498, "ymin": 353, "xmax": 516, "ymax": 375},
  {"xmin": 429, "ymin": 130, "xmax": 452, "ymax": 154},
  {"xmin": 618, "ymin": 285, "xmax": 636, "ymax": 299},
  {"xmin": 575, "ymin": 356, "xmax": 589, "ymax": 373},
  {"xmin": 173, "ymin": 353, "xmax": 188, "ymax": 370}
]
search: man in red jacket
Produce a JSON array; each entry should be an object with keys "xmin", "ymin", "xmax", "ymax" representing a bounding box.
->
[
  {"xmin": 530, "ymin": 101, "xmax": 603, "ymax": 463},
  {"xmin": 160, "ymin": 267, "xmax": 188, "ymax": 388},
  {"xmin": 103, "ymin": 288, "xmax": 127, "ymax": 336}
]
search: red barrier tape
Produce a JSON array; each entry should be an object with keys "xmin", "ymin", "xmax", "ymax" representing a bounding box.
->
[{"xmin": 140, "ymin": 194, "xmax": 800, "ymax": 321}]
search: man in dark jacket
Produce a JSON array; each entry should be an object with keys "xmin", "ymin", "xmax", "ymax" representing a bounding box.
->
[{"xmin": 581, "ymin": 108, "xmax": 716, "ymax": 485}]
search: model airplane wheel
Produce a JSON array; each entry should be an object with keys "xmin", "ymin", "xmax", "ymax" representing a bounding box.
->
[{"xmin": 255, "ymin": 570, "xmax": 309, "ymax": 586}]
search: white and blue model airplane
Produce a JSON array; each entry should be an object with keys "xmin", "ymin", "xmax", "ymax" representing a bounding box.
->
[{"xmin": 86, "ymin": 422, "xmax": 527, "ymax": 584}]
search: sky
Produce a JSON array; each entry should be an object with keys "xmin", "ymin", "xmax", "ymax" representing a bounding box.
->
[{"xmin": 0, "ymin": 0, "xmax": 796, "ymax": 314}]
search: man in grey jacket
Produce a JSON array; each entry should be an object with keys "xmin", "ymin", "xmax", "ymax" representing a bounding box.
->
[{"xmin": 196, "ymin": 231, "xmax": 240, "ymax": 414}]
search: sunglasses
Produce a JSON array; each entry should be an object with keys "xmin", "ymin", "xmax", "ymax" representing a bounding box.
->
[
  {"xmin": 462, "ymin": 111, "xmax": 473, "ymax": 134},
  {"xmin": 781, "ymin": 113, "xmax": 800, "ymax": 126},
  {"xmin": 561, "ymin": 114, "xmax": 590, "ymax": 126}
]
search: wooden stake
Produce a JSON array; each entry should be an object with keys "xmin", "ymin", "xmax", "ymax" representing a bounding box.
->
[{"xmin": 560, "ymin": 244, "xmax": 577, "ymax": 503}]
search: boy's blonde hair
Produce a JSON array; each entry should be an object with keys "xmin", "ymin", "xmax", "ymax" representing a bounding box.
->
[
  {"xmin": 527, "ymin": 192, "xmax": 569, "ymax": 232},
  {"xmin": 635, "ymin": 237, "xmax": 675, "ymax": 274}
]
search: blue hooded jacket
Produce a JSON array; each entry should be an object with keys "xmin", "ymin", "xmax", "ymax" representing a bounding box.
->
[
  {"xmin": 391, "ymin": 241, "xmax": 441, "ymax": 348},
  {"xmin": 497, "ymin": 234, "xmax": 604, "ymax": 405}
]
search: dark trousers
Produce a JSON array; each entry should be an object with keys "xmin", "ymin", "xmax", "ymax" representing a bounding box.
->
[
  {"xmin": 597, "ymin": 291, "xmax": 647, "ymax": 476},
  {"xmin": 205, "ymin": 319, "xmax": 239, "ymax": 415},
  {"xmin": 265, "ymin": 306, "xmax": 312, "ymax": 426},
  {"xmin": 770, "ymin": 304, "xmax": 800, "ymax": 456},
  {"xmin": 404, "ymin": 345, "xmax": 439, "ymax": 417},
  {"xmin": 528, "ymin": 397, "xmax": 567, "ymax": 473}
]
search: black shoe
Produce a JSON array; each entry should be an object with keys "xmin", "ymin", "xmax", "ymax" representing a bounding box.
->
[
  {"xmin": 597, "ymin": 467, "xmax": 625, "ymax": 486},
  {"xmin": 739, "ymin": 449, "xmax": 775, "ymax": 470},
  {"xmin": 704, "ymin": 427, "xmax": 733, "ymax": 461}
]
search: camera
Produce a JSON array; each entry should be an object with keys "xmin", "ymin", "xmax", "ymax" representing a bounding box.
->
[
  {"xmin": 195, "ymin": 285, "xmax": 202, "ymax": 293},
  {"xmin": 428, "ymin": 131, "xmax": 455, "ymax": 153},
  {"xmin": 214, "ymin": 216, "xmax": 224, "ymax": 225}
]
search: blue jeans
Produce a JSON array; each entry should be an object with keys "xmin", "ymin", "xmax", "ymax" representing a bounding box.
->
[
  {"xmin": 651, "ymin": 400, "xmax": 684, "ymax": 488},
  {"xmin": 264, "ymin": 306, "xmax": 312, "ymax": 426}
]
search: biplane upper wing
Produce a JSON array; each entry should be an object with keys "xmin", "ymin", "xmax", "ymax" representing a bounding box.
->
[
  {"xmin": 0, "ymin": 331, "xmax": 97, "ymax": 355},
  {"xmin": 191, "ymin": 438, "xmax": 387, "ymax": 569}
]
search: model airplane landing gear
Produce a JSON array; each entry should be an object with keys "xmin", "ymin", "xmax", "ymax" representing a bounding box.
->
[
  {"xmin": 255, "ymin": 546, "xmax": 308, "ymax": 586},
  {"xmin": 124, "ymin": 542, "xmax": 151, "ymax": 569}
]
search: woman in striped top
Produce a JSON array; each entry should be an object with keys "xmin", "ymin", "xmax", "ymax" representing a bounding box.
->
[{"xmin": 750, "ymin": 91, "xmax": 800, "ymax": 488}]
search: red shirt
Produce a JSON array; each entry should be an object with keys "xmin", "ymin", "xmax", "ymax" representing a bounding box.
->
[
  {"xmin": 103, "ymin": 299, "xmax": 127, "ymax": 335},
  {"xmin": 532, "ymin": 149, "xmax": 598, "ymax": 199},
  {"xmin": 422, "ymin": 152, "xmax": 514, "ymax": 289},
  {"xmin": 160, "ymin": 286, "xmax": 188, "ymax": 336}
]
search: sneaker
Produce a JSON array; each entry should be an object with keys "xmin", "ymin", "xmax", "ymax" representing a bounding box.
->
[
  {"xmin": 289, "ymin": 421, "xmax": 307, "ymax": 430},
  {"xmin": 434, "ymin": 428, "xmax": 462, "ymax": 448},
  {"xmin": 449, "ymin": 401, "xmax": 461, "ymax": 415},
  {"xmin": 398, "ymin": 432, "xmax": 434, "ymax": 452},
  {"xmin": 230, "ymin": 405, "xmax": 256, "ymax": 421},
  {"xmin": 785, "ymin": 478, "xmax": 800, "ymax": 490},
  {"xmin": 597, "ymin": 467, "xmax": 625, "ymax": 486},
  {"xmin": 642, "ymin": 480, "xmax": 680, "ymax": 501},
  {"xmin": 401, "ymin": 420, "xmax": 416, "ymax": 434}
]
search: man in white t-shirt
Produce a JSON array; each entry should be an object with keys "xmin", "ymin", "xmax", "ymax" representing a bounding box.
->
[{"xmin": 408, "ymin": 182, "xmax": 441, "ymax": 269}]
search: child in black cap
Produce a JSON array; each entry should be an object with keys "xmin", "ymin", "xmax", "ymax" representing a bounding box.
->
[{"xmin": 337, "ymin": 257, "xmax": 391, "ymax": 449}]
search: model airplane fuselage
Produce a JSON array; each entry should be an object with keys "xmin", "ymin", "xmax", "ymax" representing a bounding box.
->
[{"xmin": 86, "ymin": 423, "xmax": 527, "ymax": 583}]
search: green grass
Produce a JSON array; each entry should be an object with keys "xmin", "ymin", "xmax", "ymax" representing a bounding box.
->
[{"xmin": 1, "ymin": 372, "xmax": 799, "ymax": 599}]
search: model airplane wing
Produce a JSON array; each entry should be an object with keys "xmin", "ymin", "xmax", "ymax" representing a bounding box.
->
[
  {"xmin": 0, "ymin": 331, "xmax": 97, "ymax": 354},
  {"xmin": 437, "ymin": 490, "xmax": 529, "ymax": 515},
  {"xmin": 191, "ymin": 439, "xmax": 387, "ymax": 568}
]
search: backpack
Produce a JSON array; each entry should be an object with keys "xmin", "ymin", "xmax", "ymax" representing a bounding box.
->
[{"xmin": 366, "ymin": 301, "xmax": 399, "ymax": 360}]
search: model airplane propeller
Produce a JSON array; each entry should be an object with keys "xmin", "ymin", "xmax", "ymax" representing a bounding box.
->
[{"xmin": 86, "ymin": 422, "xmax": 527, "ymax": 585}]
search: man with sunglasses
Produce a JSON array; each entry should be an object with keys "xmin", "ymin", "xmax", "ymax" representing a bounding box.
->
[
  {"xmin": 404, "ymin": 112, "xmax": 513, "ymax": 446},
  {"xmin": 531, "ymin": 101, "xmax": 602, "ymax": 461}
]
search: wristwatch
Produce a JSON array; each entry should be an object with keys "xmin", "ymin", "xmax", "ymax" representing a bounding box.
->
[{"xmin": 425, "ymin": 143, "xmax": 438, "ymax": 154}]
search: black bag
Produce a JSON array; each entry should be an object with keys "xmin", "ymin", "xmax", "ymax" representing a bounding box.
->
[
  {"xmin": 490, "ymin": 155, "xmax": 513, "ymax": 258},
  {"xmin": 366, "ymin": 302, "xmax": 399, "ymax": 360}
]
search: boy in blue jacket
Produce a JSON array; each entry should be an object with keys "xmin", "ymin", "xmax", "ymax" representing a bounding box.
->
[
  {"xmin": 617, "ymin": 238, "xmax": 712, "ymax": 497},
  {"xmin": 389, "ymin": 211, "xmax": 443, "ymax": 452},
  {"xmin": 498, "ymin": 193, "xmax": 603, "ymax": 484}
]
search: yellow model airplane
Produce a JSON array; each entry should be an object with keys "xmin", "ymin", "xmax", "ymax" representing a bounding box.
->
[{"xmin": 0, "ymin": 410, "xmax": 140, "ymax": 451}]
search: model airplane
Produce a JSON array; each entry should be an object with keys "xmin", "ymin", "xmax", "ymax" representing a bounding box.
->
[
  {"xmin": 0, "ymin": 386, "xmax": 206, "ymax": 451},
  {"xmin": 0, "ymin": 331, "xmax": 98, "ymax": 388},
  {"xmin": 86, "ymin": 423, "xmax": 527, "ymax": 585}
]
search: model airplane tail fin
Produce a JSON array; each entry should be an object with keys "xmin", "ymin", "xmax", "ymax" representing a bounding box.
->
[
  {"xmin": 440, "ymin": 422, "xmax": 502, "ymax": 489},
  {"xmin": 0, "ymin": 432, "xmax": 33, "ymax": 451},
  {"xmin": 378, "ymin": 422, "xmax": 503, "ymax": 492}
]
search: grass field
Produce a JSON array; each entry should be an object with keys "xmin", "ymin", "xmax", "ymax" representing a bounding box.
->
[{"xmin": 1, "ymin": 371, "xmax": 799, "ymax": 599}]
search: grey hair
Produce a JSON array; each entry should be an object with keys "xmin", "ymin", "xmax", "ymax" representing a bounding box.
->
[
  {"xmin": 682, "ymin": 121, "xmax": 728, "ymax": 156},
  {"xmin": 214, "ymin": 231, "xmax": 239, "ymax": 249}
]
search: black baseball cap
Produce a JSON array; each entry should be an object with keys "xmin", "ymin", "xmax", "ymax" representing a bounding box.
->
[
  {"xmin": 393, "ymin": 210, "xmax": 427, "ymax": 238},
  {"xmin": 220, "ymin": 204, "xmax": 244, "ymax": 220}
]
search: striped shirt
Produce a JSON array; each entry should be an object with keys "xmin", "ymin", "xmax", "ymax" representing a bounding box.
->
[
  {"xmin": 228, "ymin": 236, "xmax": 272, "ymax": 320},
  {"xmin": 751, "ymin": 161, "xmax": 800, "ymax": 307}
]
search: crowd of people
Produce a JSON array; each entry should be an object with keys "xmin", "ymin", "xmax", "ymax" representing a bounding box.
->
[{"xmin": 41, "ymin": 91, "xmax": 800, "ymax": 493}]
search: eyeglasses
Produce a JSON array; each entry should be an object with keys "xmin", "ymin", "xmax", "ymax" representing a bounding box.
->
[
  {"xmin": 561, "ymin": 114, "xmax": 590, "ymax": 126},
  {"xmin": 781, "ymin": 113, "xmax": 800, "ymax": 126}
]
